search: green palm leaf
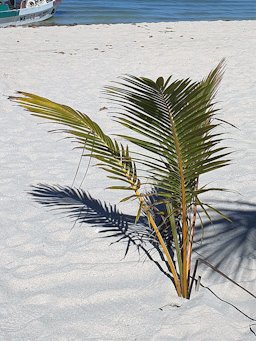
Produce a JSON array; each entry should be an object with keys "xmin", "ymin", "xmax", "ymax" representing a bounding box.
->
[
  {"xmin": 10, "ymin": 91, "xmax": 183, "ymax": 296},
  {"xmin": 105, "ymin": 60, "xmax": 230, "ymax": 297},
  {"xmin": 105, "ymin": 60, "xmax": 229, "ymax": 207},
  {"xmin": 10, "ymin": 92, "xmax": 140, "ymax": 195}
]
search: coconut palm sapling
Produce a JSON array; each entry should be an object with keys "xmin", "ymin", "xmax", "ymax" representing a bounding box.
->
[{"xmin": 11, "ymin": 60, "xmax": 231, "ymax": 298}]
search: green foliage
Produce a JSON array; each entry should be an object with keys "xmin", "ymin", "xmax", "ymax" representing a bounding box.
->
[{"xmin": 10, "ymin": 60, "xmax": 231, "ymax": 298}]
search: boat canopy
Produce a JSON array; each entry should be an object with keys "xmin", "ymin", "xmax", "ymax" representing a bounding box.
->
[
  {"xmin": 0, "ymin": 4, "xmax": 9, "ymax": 11},
  {"xmin": 0, "ymin": 1, "xmax": 22, "ymax": 10}
]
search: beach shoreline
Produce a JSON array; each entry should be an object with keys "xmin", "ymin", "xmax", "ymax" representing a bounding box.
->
[{"xmin": 1, "ymin": 18, "xmax": 255, "ymax": 28}]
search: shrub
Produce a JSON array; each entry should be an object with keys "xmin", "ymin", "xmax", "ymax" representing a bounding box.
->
[{"xmin": 11, "ymin": 60, "xmax": 231, "ymax": 298}]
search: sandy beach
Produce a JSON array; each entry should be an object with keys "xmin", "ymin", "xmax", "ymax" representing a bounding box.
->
[{"xmin": 0, "ymin": 21, "xmax": 255, "ymax": 340}]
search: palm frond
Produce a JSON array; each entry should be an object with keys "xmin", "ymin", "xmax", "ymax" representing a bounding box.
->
[
  {"xmin": 105, "ymin": 61, "xmax": 229, "ymax": 208},
  {"xmin": 10, "ymin": 92, "xmax": 140, "ymax": 196},
  {"xmin": 10, "ymin": 91, "xmax": 182, "ymax": 296}
]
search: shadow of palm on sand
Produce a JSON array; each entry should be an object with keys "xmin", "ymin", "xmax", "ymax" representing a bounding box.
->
[
  {"xmin": 30, "ymin": 184, "xmax": 256, "ymax": 283},
  {"xmin": 30, "ymin": 184, "xmax": 174, "ymax": 281},
  {"xmin": 193, "ymin": 201, "xmax": 256, "ymax": 281}
]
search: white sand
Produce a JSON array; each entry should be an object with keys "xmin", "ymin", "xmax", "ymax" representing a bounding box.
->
[{"xmin": 0, "ymin": 21, "xmax": 255, "ymax": 340}]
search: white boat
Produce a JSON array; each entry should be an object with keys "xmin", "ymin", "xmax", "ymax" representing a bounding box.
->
[{"xmin": 0, "ymin": 0, "xmax": 61, "ymax": 27}]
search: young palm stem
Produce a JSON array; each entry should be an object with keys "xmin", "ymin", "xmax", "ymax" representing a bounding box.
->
[
  {"xmin": 133, "ymin": 189, "xmax": 182, "ymax": 296},
  {"xmin": 120, "ymin": 165, "xmax": 182, "ymax": 296},
  {"xmin": 166, "ymin": 202, "xmax": 183, "ymax": 286},
  {"xmin": 187, "ymin": 204, "xmax": 197, "ymax": 280},
  {"xmin": 186, "ymin": 180, "xmax": 199, "ymax": 283},
  {"xmin": 146, "ymin": 210, "xmax": 182, "ymax": 297},
  {"xmin": 181, "ymin": 177, "xmax": 189, "ymax": 298}
]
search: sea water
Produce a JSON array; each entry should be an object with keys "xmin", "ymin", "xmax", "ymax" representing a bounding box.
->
[{"xmin": 47, "ymin": 0, "xmax": 255, "ymax": 25}]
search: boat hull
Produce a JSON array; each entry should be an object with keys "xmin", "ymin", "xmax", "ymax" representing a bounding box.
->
[{"xmin": 0, "ymin": 1, "xmax": 58, "ymax": 27}]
